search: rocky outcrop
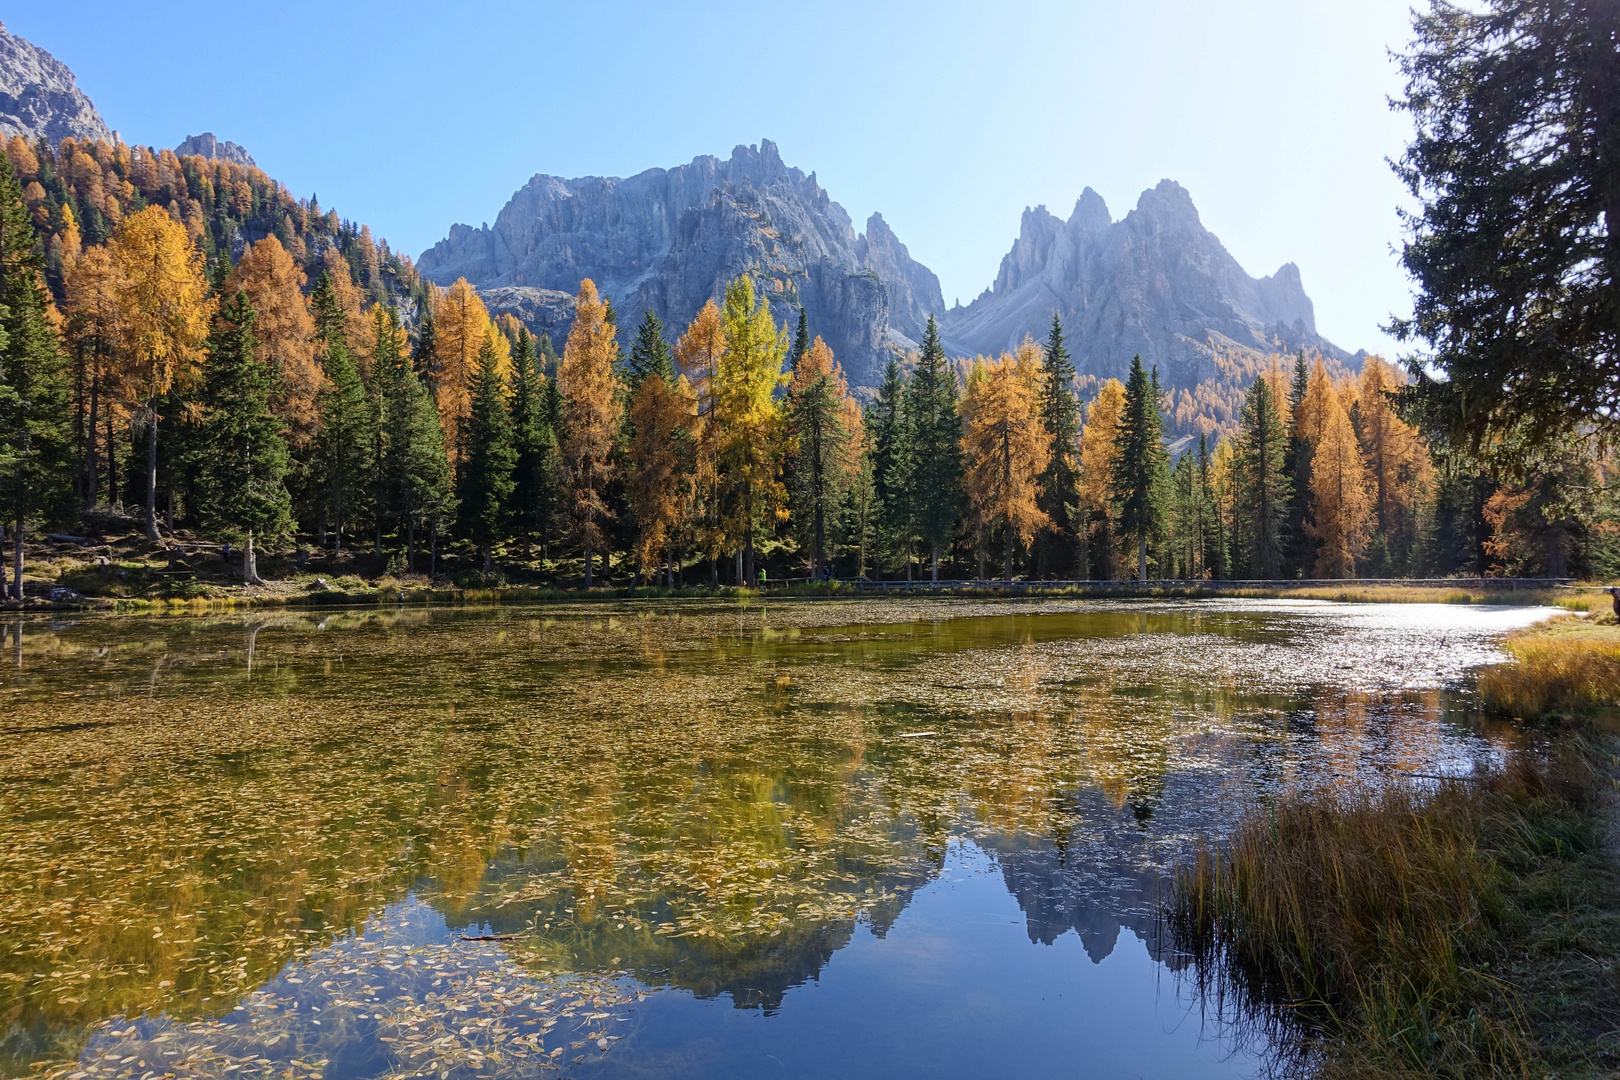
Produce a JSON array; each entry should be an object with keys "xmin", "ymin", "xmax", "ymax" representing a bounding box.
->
[
  {"xmin": 0, "ymin": 21, "xmax": 113, "ymax": 145},
  {"xmin": 175, "ymin": 132, "xmax": 256, "ymax": 168},
  {"xmin": 418, "ymin": 140, "xmax": 940, "ymax": 388},
  {"xmin": 938, "ymin": 180, "xmax": 1347, "ymax": 393}
]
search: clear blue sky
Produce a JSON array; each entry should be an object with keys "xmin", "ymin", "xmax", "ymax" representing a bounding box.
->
[{"xmin": 15, "ymin": 0, "xmax": 1417, "ymax": 354}]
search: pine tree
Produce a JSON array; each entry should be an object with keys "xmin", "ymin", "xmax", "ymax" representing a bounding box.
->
[
  {"xmin": 869, "ymin": 357, "xmax": 909, "ymax": 579},
  {"xmin": 789, "ymin": 308, "xmax": 810, "ymax": 371},
  {"xmin": 1283, "ymin": 350, "xmax": 1314, "ymax": 575},
  {"xmin": 456, "ymin": 338, "xmax": 516, "ymax": 570},
  {"xmin": 508, "ymin": 329, "xmax": 558, "ymax": 559},
  {"xmin": 1035, "ymin": 314, "xmax": 1080, "ymax": 578},
  {"xmin": 0, "ymin": 150, "xmax": 73, "ymax": 599},
  {"xmin": 385, "ymin": 343, "xmax": 454, "ymax": 574},
  {"xmin": 624, "ymin": 310, "xmax": 675, "ymax": 389},
  {"xmin": 1233, "ymin": 375, "xmax": 1292, "ymax": 578},
  {"xmin": 315, "ymin": 330, "xmax": 373, "ymax": 559},
  {"xmin": 194, "ymin": 293, "xmax": 293, "ymax": 585},
  {"xmin": 841, "ymin": 446, "xmax": 880, "ymax": 580},
  {"xmin": 902, "ymin": 315, "xmax": 963, "ymax": 581},
  {"xmin": 1111, "ymin": 355, "xmax": 1170, "ymax": 580},
  {"xmin": 365, "ymin": 305, "xmax": 407, "ymax": 554},
  {"xmin": 786, "ymin": 336, "xmax": 861, "ymax": 575}
]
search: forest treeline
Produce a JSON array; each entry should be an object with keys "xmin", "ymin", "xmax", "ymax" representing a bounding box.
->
[{"xmin": 0, "ymin": 134, "xmax": 1616, "ymax": 596}]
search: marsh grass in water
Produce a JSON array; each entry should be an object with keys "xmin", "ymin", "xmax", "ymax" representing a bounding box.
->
[
  {"xmin": 1477, "ymin": 616, "xmax": 1620, "ymax": 720},
  {"xmin": 1172, "ymin": 626, "xmax": 1620, "ymax": 1078}
]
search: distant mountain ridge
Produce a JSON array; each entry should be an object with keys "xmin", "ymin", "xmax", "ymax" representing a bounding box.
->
[
  {"xmin": 422, "ymin": 143, "xmax": 1354, "ymax": 412},
  {"xmin": 937, "ymin": 181, "xmax": 1351, "ymax": 390},
  {"xmin": 419, "ymin": 139, "xmax": 942, "ymax": 388},
  {"xmin": 0, "ymin": 21, "xmax": 113, "ymax": 145}
]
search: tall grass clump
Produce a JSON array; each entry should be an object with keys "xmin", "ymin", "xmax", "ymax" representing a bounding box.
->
[{"xmin": 1477, "ymin": 627, "xmax": 1620, "ymax": 719}]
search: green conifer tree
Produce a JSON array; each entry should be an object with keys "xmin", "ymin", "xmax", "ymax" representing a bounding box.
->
[
  {"xmin": 1233, "ymin": 376, "xmax": 1292, "ymax": 578},
  {"xmin": 903, "ymin": 315, "xmax": 964, "ymax": 581},
  {"xmin": 789, "ymin": 308, "xmax": 810, "ymax": 371},
  {"xmin": 411, "ymin": 309, "xmax": 437, "ymax": 380},
  {"xmin": 0, "ymin": 151, "xmax": 73, "ymax": 600},
  {"xmin": 195, "ymin": 293, "xmax": 293, "ymax": 585},
  {"xmin": 1111, "ymin": 355, "xmax": 1170, "ymax": 579},
  {"xmin": 1283, "ymin": 350, "xmax": 1313, "ymax": 576},
  {"xmin": 624, "ymin": 310, "xmax": 675, "ymax": 389},
  {"xmin": 385, "ymin": 345, "xmax": 454, "ymax": 574},
  {"xmin": 1035, "ymin": 314, "xmax": 1080, "ymax": 578},
  {"xmin": 508, "ymin": 329, "xmax": 559, "ymax": 559},
  {"xmin": 315, "ymin": 333, "xmax": 373, "ymax": 558},
  {"xmin": 868, "ymin": 357, "xmax": 910, "ymax": 579},
  {"xmin": 456, "ymin": 340, "xmax": 516, "ymax": 570}
]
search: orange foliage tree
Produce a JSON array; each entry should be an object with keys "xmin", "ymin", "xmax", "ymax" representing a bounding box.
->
[
  {"xmin": 230, "ymin": 236, "xmax": 321, "ymax": 450},
  {"xmin": 961, "ymin": 342, "xmax": 1052, "ymax": 581},
  {"xmin": 557, "ymin": 280, "xmax": 623, "ymax": 587}
]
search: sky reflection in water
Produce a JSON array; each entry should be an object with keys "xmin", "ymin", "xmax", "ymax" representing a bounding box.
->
[{"xmin": 0, "ymin": 599, "xmax": 1559, "ymax": 1079}]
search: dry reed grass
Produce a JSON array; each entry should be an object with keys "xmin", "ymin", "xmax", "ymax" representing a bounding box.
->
[{"xmin": 1477, "ymin": 618, "xmax": 1620, "ymax": 719}]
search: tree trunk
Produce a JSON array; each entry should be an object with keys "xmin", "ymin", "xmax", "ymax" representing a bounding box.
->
[
  {"xmin": 1138, "ymin": 532, "xmax": 1147, "ymax": 581},
  {"xmin": 710, "ymin": 556, "xmax": 718, "ymax": 588},
  {"xmin": 483, "ymin": 547, "xmax": 493, "ymax": 573},
  {"xmin": 106, "ymin": 410, "xmax": 117, "ymax": 507},
  {"xmin": 144, "ymin": 408, "xmax": 161, "ymax": 542},
  {"xmin": 430, "ymin": 526, "xmax": 438, "ymax": 577},
  {"xmin": 243, "ymin": 531, "xmax": 267, "ymax": 587},
  {"xmin": 1004, "ymin": 515, "xmax": 1013, "ymax": 584},
  {"xmin": 407, "ymin": 519, "xmax": 416, "ymax": 574},
  {"xmin": 931, "ymin": 541, "xmax": 939, "ymax": 583},
  {"xmin": 12, "ymin": 515, "xmax": 24, "ymax": 602},
  {"xmin": 11, "ymin": 518, "xmax": 23, "ymax": 605},
  {"xmin": 0, "ymin": 523, "xmax": 7, "ymax": 601},
  {"xmin": 584, "ymin": 543, "xmax": 594, "ymax": 589},
  {"xmin": 83, "ymin": 374, "xmax": 100, "ymax": 510}
]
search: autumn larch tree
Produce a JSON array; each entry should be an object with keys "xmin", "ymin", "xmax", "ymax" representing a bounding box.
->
[
  {"xmin": 675, "ymin": 299, "xmax": 728, "ymax": 585},
  {"xmin": 456, "ymin": 336, "xmax": 516, "ymax": 571},
  {"xmin": 628, "ymin": 364, "xmax": 698, "ymax": 585},
  {"xmin": 1035, "ymin": 314, "xmax": 1081, "ymax": 578},
  {"xmin": 1305, "ymin": 380, "xmax": 1373, "ymax": 578},
  {"xmin": 961, "ymin": 341, "xmax": 1052, "ymax": 583},
  {"xmin": 903, "ymin": 315, "xmax": 963, "ymax": 581},
  {"xmin": 194, "ymin": 292, "xmax": 293, "ymax": 586},
  {"xmin": 714, "ymin": 275, "xmax": 787, "ymax": 584},
  {"xmin": 230, "ymin": 235, "xmax": 321, "ymax": 453},
  {"xmin": 62, "ymin": 242, "xmax": 123, "ymax": 509},
  {"xmin": 787, "ymin": 335, "xmax": 861, "ymax": 575},
  {"xmin": 558, "ymin": 279, "xmax": 624, "ymax": 588},
  {"xmin": 1232, "ymin": 375, "xmax": 1292, "ymax": 578},
  {"xmin": 432, "ymin": 278, "xmax": 504, "ymax": 470},
  {"xmin": 1111, "ymin": 355, "xmax": 1171, "ymax": 580},
  {"xmin": 1357, "ymin": 356, "xmax": 1432, "ymax": 573},
  {"xmin": 1079, "ymin": 378, "xmax": 1127, "ymax": 579},
  {"xmin": 0, "ymin": 149, "xmax": 73, "ymax": 599},
  {"xmin": 110, "ymin": 205, "xmax": 214, "ymax": 541}
]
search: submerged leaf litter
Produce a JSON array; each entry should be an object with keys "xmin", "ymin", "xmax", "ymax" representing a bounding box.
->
[{"xmin": 0, "ymin": 598, "xmax": 1559, "ymax": 1077}]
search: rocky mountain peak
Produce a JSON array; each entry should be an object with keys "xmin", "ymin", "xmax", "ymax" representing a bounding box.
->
[
  {"xmin": 175, "ymin": 132, "xmax": 256, "ymax": 168},
  {"xmin": 0, "ymin": 21, "xmax": 114, "ymax": 145}
]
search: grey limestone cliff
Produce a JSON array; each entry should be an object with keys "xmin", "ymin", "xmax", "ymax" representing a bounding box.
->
[
  {"xmin": 175, "ymin": 132, "xmax": 256, "ymax": 168},
  {"xmin": 418, "ymin": 140, "xmax": 943, "ymax": 388},
  {"xmin": 0, "ymin": 21, "xmax": 113, "ymax": 145},
  {"xmin": 938, "ymin": 180, "xmax": 1346, "ymax": 393}
]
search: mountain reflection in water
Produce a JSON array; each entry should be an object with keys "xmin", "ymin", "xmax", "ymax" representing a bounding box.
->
[{"xmin": 0, "ymin": 599, "xmax": 1559, "ymax": 1079}]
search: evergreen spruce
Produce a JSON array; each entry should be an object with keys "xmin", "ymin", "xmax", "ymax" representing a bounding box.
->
[
  {"xmin": 789, "ymin": 308, "xmax": 810, "ymax": 371},
  {"xmin": 367, "ymin": 306, "xmax": 405, "ymax": 555},
  {"xmin": 0, "ymin": 150, "xmax": 73, "ymax": 600},
  {"xmin": 868, "ymin": 357, "xmax": 909, "ymax": 579},
  {"xmin": 1034, "ymin": 314, "xmax": 1080, "ymax": 578},
  {"xmin": 1110, "ymin": 355, "xmax": 1170, "ymax": 579},
  {"xmin": 1283, "ymin": 350, "xmax": 1313, "ymax": 576},
  {"xmin": 508, "ymin": 329, "xmax": 559, "ymax": 559},
  {"xmin": 384, "ymin": 342, "xmax": 454, "ymax": 574},
  {"xmin": 902, "ymin": 315, "xmax": 963, "ymax": 581},
  {"xmin": 315, "ymin": 332, "xmax": 373, "ymax": 558},
  {"xmin": 624, "ymin": 310, "xmax": 675, "ymax": 389},
  {"xmin": 1233, "ymin": 376, "xmax": 1292, "ymax": 578},
  {"xmin": 194, "ymin": 293, "xmax": 293, "ymax": 585},
  {"xmin": 456, "ymin": 340, "xmax": 516, "ymax": 570},
  {"xmin": 410, "ymin": 309, "xmax": 437, "ymax": 380}
]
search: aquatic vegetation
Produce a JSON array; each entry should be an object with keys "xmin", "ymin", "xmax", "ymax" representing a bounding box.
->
[{"xmin": 1476, "ymin": 619, "xmax": 1620, "ymax": 719}]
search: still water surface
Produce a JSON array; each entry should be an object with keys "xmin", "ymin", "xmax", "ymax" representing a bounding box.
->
[{"xmin": 0, "ymin": 599, "xmax": 1557, "ymax": 1079}]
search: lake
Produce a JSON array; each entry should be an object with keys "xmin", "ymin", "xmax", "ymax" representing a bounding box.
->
[{"xmin": 0, "ymin": 598, "xmax": 1558, "ymax": 1079}]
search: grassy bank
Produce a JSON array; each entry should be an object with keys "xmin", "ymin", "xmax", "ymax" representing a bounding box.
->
[{"xmin": 1172, "ymin": 616, "xmax": 1620, "ymax": 1078}]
